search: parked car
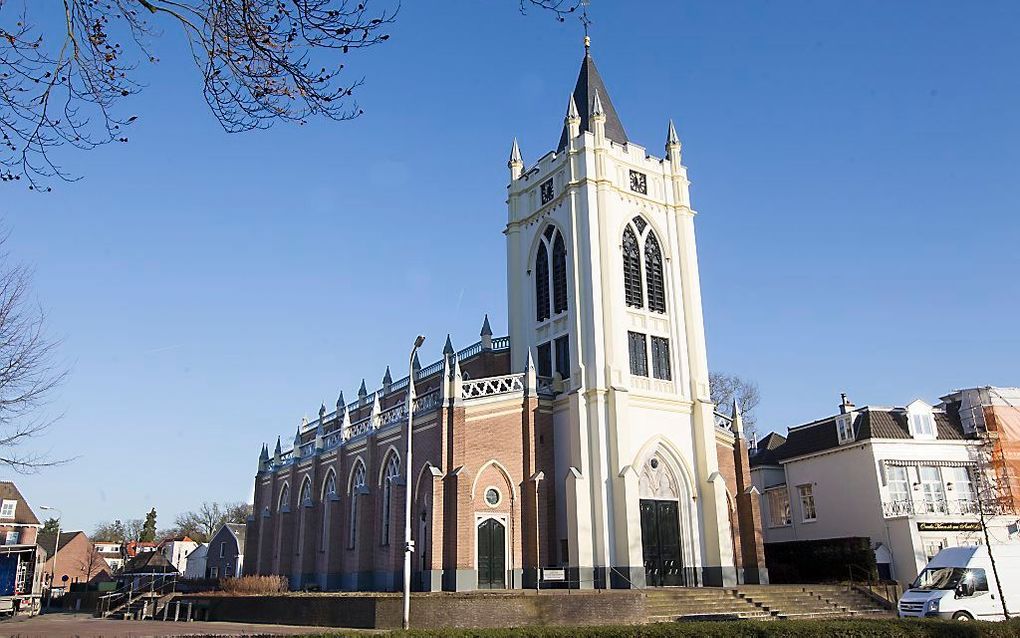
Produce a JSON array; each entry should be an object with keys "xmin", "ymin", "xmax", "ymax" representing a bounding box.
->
[{"xmin": 897, "ymin": 545, "xmax": 1020, "ymax": 621}]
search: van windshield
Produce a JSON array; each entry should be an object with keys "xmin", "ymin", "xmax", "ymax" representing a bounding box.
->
[{"xmin": 911, "ymin": 567, "xmax": 970, "ymax": 591}]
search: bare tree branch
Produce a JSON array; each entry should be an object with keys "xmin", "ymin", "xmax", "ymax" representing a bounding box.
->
[
  {"xmin": 710, "ymin": 371, "xmax": 761, "ymax": 438},
  {"xmin": 1, "ymin": 0, "xmax": 396, "ymax": 188}
]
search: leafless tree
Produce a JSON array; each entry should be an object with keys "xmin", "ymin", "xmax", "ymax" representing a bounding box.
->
[
  {"xmin": 93, "ymin": 517, "xmax": 145, "ymax": 542},
  {"xmin": 710, "ymin": 372, "xmax": 761, "ymax": 438},
  {"xmin": 0, "ymin": 232, "xmax": 66, "ymax": 471},
  {"xmin": 1, "ymin": 1, "xmax": 588, "ymax": 189},
  {"xmin": 78, "ymin": 541, "xmax": 109, "ymax": 583},
  {"xmin": 172, "ymin": 501, "xmax": 252, "ymax": 542}
]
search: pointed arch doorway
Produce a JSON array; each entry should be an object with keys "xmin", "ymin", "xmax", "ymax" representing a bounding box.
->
[
  {"xmin": 476, "ymin": 516, "xmax": 507, "ymax": 589},
  {"xmin": 639, "ymin": 451, "xmax": 688, "ymax": 586}
]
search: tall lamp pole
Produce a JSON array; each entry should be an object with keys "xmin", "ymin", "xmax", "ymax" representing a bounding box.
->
[
  {"xmin": 403, "ymin": 335, "xmax": 425, "ymax": 631},
  {"xmin": 39, "ymin": 506, "xmax": 61, "ymax": 608}
]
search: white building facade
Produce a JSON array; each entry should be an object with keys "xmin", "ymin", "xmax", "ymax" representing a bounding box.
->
[{"xmin": 751, "ymin": 389, "xmax": 1020, "ymax": 586}]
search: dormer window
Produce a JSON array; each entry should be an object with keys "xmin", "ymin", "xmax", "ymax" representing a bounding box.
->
[
  {"xmin": 910, "ymin": 413, "xmax": 937, "ymax": 438},
  {"xmin": 906, "ymin": 400, "xmax": 938, "ymax": 440},
  {"xmin": 836, "ymin": 414, "xmax": 855, "ymax": 445}
]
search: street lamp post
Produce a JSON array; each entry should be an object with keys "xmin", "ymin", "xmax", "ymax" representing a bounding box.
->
[
  {"xmin": 403, "ymin": 335, "xmax": 425, "ymax": 631},
  {"xmin": 39, "ymin": 506, "xmax": 61, "ymax": 608}
]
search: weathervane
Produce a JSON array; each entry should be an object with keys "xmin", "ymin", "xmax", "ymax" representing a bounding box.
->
[{"xmin": 580, "ymin": 0, "xmax": 591, "ymax": 52}]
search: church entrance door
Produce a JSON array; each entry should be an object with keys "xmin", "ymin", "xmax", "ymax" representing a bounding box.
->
[
  {"xmin": 640, "ymin": 499, "xmax": 685, "ymax": 586},
  {"xmin": 477, "ymin": 517, "xmax": 506, "ymax": 589}
]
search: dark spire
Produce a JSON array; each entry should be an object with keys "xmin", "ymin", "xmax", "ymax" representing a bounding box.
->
[
  {"xmin": 358, "ymin": 379, "xmax": 368, "ymax": 397},
  {"xmin": 443, "ymin": 334, "xmax": 455, "ymax": 356},
  {"xmin": 383, "ymin": 366, "xmax": 392, "ymax": 386},
  {"xmin": 557, "ymin": 50, "xmax": 628, "ymax": 152},
  {"xmin": 274, "ymin": 436, "xmax": 282, "ymax": 456},
  {"xmin": 480, "ymin": 314, "xmax": 493, "ymax": 337},
  {"xmin": 336, "ymin": 390, "xmax": 345, "ymax": 410}
]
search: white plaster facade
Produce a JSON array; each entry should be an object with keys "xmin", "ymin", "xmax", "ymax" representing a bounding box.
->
[
  {"xmin": 751, "ymin": 393, "xmax": 1020, "ymax": 586},
  {"xmin": 504, "ymin": 53, "xmax": 738, "ymax": 586}
]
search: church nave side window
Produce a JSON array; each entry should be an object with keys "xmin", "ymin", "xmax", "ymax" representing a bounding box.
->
[{"xmin": 534, "ymin": 225, "xmax": 568, "ymax": 323}]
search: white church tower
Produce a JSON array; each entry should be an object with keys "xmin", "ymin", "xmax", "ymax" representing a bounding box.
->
[{"xmin": 505, "ymin": 42, "xmax": 739, "ymax": 587}]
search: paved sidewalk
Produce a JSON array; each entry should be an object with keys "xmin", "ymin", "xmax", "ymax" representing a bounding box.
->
[{"xmin": 0, "ymin": 612, "xmax": 368, "ymax": 637}]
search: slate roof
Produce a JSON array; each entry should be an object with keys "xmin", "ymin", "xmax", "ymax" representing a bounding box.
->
[
  {"xmin": 224, "ymin": 522, "xmax": 246, "ymax": 551},
  {"xmin": 557, "ymin": 52, "xmax": 628, "ymax": 152},
  {"xmin": 122, "ymin": 548, "xmax": 177, "ymax": 574},
  {"xmin": 0, "ymin": 482, "xmax": 40, "ymax": 526},
  {"xmin": 750, "ymin": 406, "xmax": 971, "ymax": 467},
  {"xmin": 37, "ymin": 531, "xmax": 82, "ymax": 555},
  {"xmin": 749, "ymin": 432, "xmax": 787, "ymax": 467}
]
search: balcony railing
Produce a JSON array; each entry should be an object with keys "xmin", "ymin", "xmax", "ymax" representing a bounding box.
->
[{"xmin": 882, "ymin": 498, "xmax": 980, "ymax": 517}]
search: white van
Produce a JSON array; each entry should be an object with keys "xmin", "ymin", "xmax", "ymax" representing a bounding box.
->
[{"xmin": 898, "ymin": 545, "xmax": 1020, "ymax": 621}]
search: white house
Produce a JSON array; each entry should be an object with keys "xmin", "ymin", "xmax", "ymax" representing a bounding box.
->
[
  {"xmin": 183, "ymin": 543, "xmax": 209, "ymax": 580},
  {"xmin": 750, "ymin": 388, "xmax": 1020, "ymax": 586},
  {"xmin": 158, "ymin": 537, "xmax": 199, "ymax": 574}
]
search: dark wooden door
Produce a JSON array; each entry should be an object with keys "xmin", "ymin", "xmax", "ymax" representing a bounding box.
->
[
  {"xmin": 640, "ymin": 499, "xmax": 685, "ymax": 586},
  {"xmin": 477, "ymin": 518, "xmax": 506, "ymax": 589}
]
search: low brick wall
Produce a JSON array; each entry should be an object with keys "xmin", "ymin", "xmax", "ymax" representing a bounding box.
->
[{"xmin": 181, "ymin": 591, "xmax": 648, "ymax": 629}]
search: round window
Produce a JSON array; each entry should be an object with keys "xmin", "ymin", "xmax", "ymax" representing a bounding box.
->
[{"xmin": 484, "ymin": 487, "xmax": 501, "ymax": 507}]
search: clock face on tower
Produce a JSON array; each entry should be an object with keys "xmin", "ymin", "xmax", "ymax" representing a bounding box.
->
[
  {"xmin": 540, "ymin": 179, "xmax": 554, "ymax": 205},
  {"xmin": 629, "ymin": 170, "xmax": 648, "ymax": 195}
]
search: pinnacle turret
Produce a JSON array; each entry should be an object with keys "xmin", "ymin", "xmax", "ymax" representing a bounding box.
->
[{"xmin": 443, "ymin": 334, "xmax": 455, "ymax": 356}]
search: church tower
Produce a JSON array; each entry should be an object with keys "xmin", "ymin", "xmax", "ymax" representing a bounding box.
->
[{"xmin": 505, "ymin": 45, "xmax": 743, "ymax": 587}]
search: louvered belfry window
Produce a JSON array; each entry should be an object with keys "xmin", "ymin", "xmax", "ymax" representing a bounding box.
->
[
  {"xmin": 535, "ymin": 242, "xmax": 550, "ymax": 322},
  {"xmin": 628, "ymin": 331, "xmax": 648, "ymax": 376},
  {"xmin": 645, "ymin": 232, "xmax": 666, "ymax": 313},
  {"xmin": 622, "ymin": 227, "xmax": 643, "ymax": 308},
  {"xmin": 552, "ymin": 233, "xmax": 568, "ymax": 314}
]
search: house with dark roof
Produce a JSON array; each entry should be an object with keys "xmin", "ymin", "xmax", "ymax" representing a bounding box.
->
[
  {"xmin": 38, "ymin": 530, "xmax": 112, "ymax": 592},
  {"xmin": 750, "ymin": 389, "xmax": 1020, "ymax": 586},
  {"xmin": 206, "ymin": 523, "xmax": 245, "ymax": 579}
]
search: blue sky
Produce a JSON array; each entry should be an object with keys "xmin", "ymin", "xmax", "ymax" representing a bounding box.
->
[{"xmin": 2, "ymin": 1, "xmax": 1018, "ymax": 532}]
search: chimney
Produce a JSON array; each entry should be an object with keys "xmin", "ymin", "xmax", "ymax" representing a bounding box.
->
[{"xmin": 840, "ymin": 392, "xmax": 855, "ymax": 415}]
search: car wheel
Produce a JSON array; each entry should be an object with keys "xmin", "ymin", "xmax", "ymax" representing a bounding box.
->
[{"xmin": 952, "ymin": 611, "xmax": 973, "ymax": 621}]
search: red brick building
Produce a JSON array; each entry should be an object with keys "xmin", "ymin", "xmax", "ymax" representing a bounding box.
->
[{"xmin": 244, "ymin": 47, "xmax": 766, "ymax": 592}]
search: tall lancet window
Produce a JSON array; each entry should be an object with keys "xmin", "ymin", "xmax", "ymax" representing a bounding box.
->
[
  {"xmin": 380, "ymin": 452, "xmax": 401, "ymax": 546},
  {"xmin": 645, "ymin": 233, "xmax": 666, "ymax": 313},
  {"xmin": 622, "ymin": 226, "xmax": 644, "ymax": 308},
  {"xmin": 535, "ymin": 243, "xmax": 550, "ymax": 322},
  {"xmin": 535, "ymin": 225, "xmax": 568, "ymax": 322},
  {"xmin": 299, "ymin": 477, "xmax": 312, "ymax": 505},
  {"xmin": 320, "ymin": 470, "xmax": 337, "ymax": 550},
  {"xmin": 552, "ymin": 233, "xmax": 568, "ymax": 314},
  {"xmin": 348, "ymin": 461, "xmax": 366, "ymax": 549}
]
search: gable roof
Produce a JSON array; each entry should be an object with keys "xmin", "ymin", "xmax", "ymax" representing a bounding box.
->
[
  {"xmin": 37, "ymin": 531, "xmax": 84, "ymax": 556},
  {"xmin": 557, "ymin": 52, "xmax": 628, "ymax": 152},
  {"xmin": 122, "ymin": 547, "xmax": 177, "ymax": 574},
  {"xmin": 751, "ymin": 406, "xmax": 970, "ymax": 467},
  {"xmin": 214, "ymin": 522, "xmax": 247, "ymax": 551},
  {"xmin": 0, "ymin": 482, "xmax": 40, "ymax": 526}
]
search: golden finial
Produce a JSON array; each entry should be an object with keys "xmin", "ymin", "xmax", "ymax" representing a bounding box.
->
[{"xmin": 584, "ymin": 35, "xmax": 591, "ymax": 51}]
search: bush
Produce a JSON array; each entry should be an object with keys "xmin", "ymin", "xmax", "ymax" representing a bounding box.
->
[
  {"xmin": 219, "ymin": 575, "xmax": 289, "ymax": 595},
  {"xmin": 349, "ymin": 618, "xmax": 1020, "ymax": 638}
]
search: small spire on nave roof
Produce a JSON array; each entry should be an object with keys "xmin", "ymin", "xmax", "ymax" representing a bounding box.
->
[
  {"xmin": 382, "ymin": 366, "xmax": 392, "ymax": 386},
  {"xmin": 666, "ymin": 119, "xmax": 680, "ymax": 147},
  {"xmin": 358, "ymin": 379, "xmax": 368, "ymax": 397},
  {"xmin": 480, "ymin": 314, "xmax": 493, "ymax": 337},
  {"xmin": 443, "ymin": 333, "xmax": 455, "ymax": 356}
]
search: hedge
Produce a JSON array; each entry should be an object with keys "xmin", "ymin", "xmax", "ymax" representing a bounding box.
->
[{"xmin": 299, "ymin": 618, "xmax": 1020, "ymax": 638}]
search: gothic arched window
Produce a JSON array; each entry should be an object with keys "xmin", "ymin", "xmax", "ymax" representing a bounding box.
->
[
  {"xmin": 535, "ymin": 242, "xmax": 550, "ymax": 322},
  {"xmin": 380, "ymin": 452, "xmax": 401, "ymax": 546},
  {"xmin": 552, "ymin": 233, "xmax": 568, "ymax": 314},
  {"xmin": 622, "ymin": 226, "xmax": 644, "ymax": 308},
  {"xmin": 278, "ymin": 483, "xmax": 290, "ymax": 512},
  {"xmin": 645, "ymin": 232, "xmax": 666, "ymax": 313},
  {"xmin": 299, "ymin": 477, "xmax": 312, "ymax": 505},
  {"xmin": 348, "ymin": 461, "xmax": 366, "ymax": 549},
  {"xmin": 321, "ymin": 469, "xmax": 337, "ymax": 549}
]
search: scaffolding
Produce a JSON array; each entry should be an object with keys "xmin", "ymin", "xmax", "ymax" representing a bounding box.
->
[{"xmin": 944, "ymin": 386, "xmax": 1020, "ymax": 517}]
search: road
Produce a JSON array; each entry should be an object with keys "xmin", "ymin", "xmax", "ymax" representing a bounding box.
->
[{"xmin": 0, "ymin": 612, "xmax": 369, "ymax": 637}]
